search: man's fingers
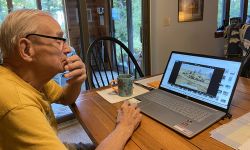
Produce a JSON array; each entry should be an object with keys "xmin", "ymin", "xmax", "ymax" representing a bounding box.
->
[
  {"xmin": 65, "ymin": 61, "xmax": 85, "ymax": 72},
  {"xmin": 66, "ymin": 54, "xmax": 80, "ymax": 63},
  {"xmin": 63, "ymin": 54, "xmax": 86, "ymax": 83}
]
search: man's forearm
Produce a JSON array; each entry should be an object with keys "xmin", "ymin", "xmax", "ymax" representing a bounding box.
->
[
  {"xmin": 96, "ymin": 125, "xmax": 132, "ymax": 150},
  {"xmin": 60, "ymin": 83, "xmax": 82, "ymax": 105}
]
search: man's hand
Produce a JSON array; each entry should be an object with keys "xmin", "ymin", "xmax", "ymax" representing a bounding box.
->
[
  {"xmin": 95, "ymin": 101, "xmax": 142, "ymax": 150},
  {"xmin": 63, "ymin": 54, "xmax": 86, "ymax": 85},
  {"xmin": 116, "ymin": 101, "xmax": 142, "ymax": 136},
  {"xmin": 59, "ymin": 54, "xmax": 86, "ymax": 105}
]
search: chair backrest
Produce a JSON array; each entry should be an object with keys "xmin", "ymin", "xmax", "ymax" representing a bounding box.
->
[
  {"xmin": 0, "ymin": 49, "xmax": 2, "ymax": 64},
  {"xmin": 86, "ymin": 36, "xmax": 144, "ymax": 89},
  {"xmin": 241, "ymin": 52, "xmax": 250, "ymax": 77},
  {"xmin": 239, "ymin": 24, "xmax": 250, "ymax": 77}
]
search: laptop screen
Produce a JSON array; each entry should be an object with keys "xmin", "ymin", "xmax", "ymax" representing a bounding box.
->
[{"xmin": 160, "ymin": 52, "xmax": 241, "ymax": 110}]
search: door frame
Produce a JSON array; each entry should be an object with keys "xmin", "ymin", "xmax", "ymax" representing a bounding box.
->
[
  {"xmin": 77, "ymin": 0, "xmax": 90, "ymax": 61},
  {"xmin": 142, "ymin": 0, "xmax": 150, "ymax": 75}
]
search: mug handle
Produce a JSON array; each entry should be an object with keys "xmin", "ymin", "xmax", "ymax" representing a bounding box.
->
[{"xmin": 110, "ymin": 80, "xmax": 118, "ymax": 93}]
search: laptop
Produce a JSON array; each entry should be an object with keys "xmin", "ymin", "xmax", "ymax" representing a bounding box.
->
[{"xmin": 135, "ymin": 51, "xmax": 242, "ymax": 138}]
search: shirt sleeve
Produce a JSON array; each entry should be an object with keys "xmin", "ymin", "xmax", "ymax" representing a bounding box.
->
[
  {"xmin": 0, "ymin": 105, "xmax": 67, "ymax": 150},
  {"xmin": 44, "ymin": 80, "xmax": 63, "ymax": 103}
]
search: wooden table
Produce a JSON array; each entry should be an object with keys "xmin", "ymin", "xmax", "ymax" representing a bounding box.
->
[{"xmin": 71, "ymin": 77, "xmax": 250, "ymax": 150}]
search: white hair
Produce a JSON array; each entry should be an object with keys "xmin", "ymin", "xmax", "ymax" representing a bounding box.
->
[{"xmin": 0, "ymin": 9, "xmax": 51, "ymax": 59}]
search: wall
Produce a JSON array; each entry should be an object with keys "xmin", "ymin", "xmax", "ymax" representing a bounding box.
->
[{"xmin": 150, "ymin": 0, "xmax": 225, "ymax": 74}]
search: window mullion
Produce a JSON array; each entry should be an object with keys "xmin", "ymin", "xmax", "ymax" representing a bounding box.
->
[
  {"xmin": 36, "ymin": 0, "xmax": 42, "ymax": 10},
  {"xmin": 6, "ymin": 0, "xmax": 13, "ymax": 13},
  {"xmin": 243, "ymin": 0, "xmax": 248, "ymax": 22},
  {"xmin": 225, "ymin": 0, "xmax": 230, "ymax": 26}
]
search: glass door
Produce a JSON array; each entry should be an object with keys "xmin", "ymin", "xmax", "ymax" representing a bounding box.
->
[
  {"xmin": 111, "ymin": 0, "xmax": 142, "ymax": 67},
  {"xmin": 84, "ymin": 0, "xmax": 146, "ymax": 75}
]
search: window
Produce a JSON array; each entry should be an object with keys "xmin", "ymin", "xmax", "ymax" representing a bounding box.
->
[
  {"xmin": 132, "ymin": 0, "xmax": 142, "ymax": 61},
  {"xmin": 41, "ymin": 0, "xmax": 66, "ymax": 33},
  {"xmin": 229, "ymin": 0, "xmax": 243, "ymax": 18},
  {"xmin": 0, "ymin": 0, "xmax": 73, "ymax": 121},
  {"xmin": 248, "ymin": 0, "xmax": 250, "ymax": 18},
  {"xmin": 12, "ymin": 0, "xmax": 37, "ymax": 10},
  {"xmin": 0, "ymin": 0, "xmax": 8, "ymax": 23},
  {"xmin": 217, "ymin": 0, "xmax": 248, "ymax": 29},
  {"xmin": 0, "ymin": 0, "xmax": 67, "ymax": 33},
  {"xmin": 111, "ymin": 0, "xmax": 143, "ymax": 71},
  {"xmin": 217, "ymin": 0, "xmax": 224, "ymax": 28}
]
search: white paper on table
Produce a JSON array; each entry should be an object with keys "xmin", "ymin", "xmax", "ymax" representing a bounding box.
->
[
  {"xmin": 134, "ymin": 74, "xmax": 163, "ymax": 88},
  {"xmin": 128, "ymin": 98, "xmax": 141, "ymax": 104},
  {"xmin": 238, "ymin": 138, "xmax": 250, "ymax": 150},
  {"xmin": 97, "ymin": 84, "xmax": 149, "ymax": 103},
  {"xmin": 210, "ymin": 112, "xmax": 250, "ymax": 149}
]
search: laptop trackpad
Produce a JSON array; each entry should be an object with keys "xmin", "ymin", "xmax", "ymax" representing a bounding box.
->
[{"xmin": 139, "ymin": 101, "xmax": 187, "ymax": 126}]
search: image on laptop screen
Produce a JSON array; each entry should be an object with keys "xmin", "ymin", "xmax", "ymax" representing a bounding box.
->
[{"xmin": 160, "ymin": 52, "xmax": 241, "ymax": 109}]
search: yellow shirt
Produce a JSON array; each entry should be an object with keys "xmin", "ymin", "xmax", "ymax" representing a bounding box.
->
[{"xmin": 0, "ymin": 66, "xmax": 67, "ymax": 150}]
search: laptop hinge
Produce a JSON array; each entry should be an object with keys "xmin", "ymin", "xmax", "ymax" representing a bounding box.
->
[{"xmin": 223, "ymin": 113, "xmax": 232, "ymax": 119}]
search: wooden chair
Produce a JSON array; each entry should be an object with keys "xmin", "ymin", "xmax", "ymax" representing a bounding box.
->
[
  {"xmin": 240, "ymin": 24, "xmax": 250, "ymax": 78},
  {"xmin": 241, "ymin": 51, "xmax": 250, "ymax": 77},
  {"xmin": 86, "ymin": 36, "xmax": 144, "ymax": 89}
]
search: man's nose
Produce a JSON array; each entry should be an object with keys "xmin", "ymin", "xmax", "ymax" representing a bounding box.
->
[{"xmin": 63, "ymin": 43, "xmax": 71, "ymax": 54}]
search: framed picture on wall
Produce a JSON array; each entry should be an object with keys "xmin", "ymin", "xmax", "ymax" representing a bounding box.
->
[{"xmin": 178, "ymin": 0, "xmax": 204, "ymax": 22}]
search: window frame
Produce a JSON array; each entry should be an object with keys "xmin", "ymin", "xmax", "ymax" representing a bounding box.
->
[
  {"xmin": 215, "ymin": 0, "xmax": 248, "ymax": 38},
  {"xmin": 2, "ymin": 0, "xmax": 74, "ymax": 123},
  {"xmin": 219, "ymin": 0, "xmax": 248, "ymax": 28}
]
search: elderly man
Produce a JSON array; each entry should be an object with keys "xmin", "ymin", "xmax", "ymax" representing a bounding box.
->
[{"xmin": 0, "ymin": 9, "xmax": 142, "ymax": 150}]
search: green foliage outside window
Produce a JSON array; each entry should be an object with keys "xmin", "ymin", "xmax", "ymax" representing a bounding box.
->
[
  {"xmin": 113, "ymin": 0, "xmax": 128, "ymax": 45},
  {"xmin": 41, "ymin": 0, "xmax": 66, "ymax": 34},
  {"xmin": 247, "ymin": 1, "xmax": 250, "ymax": 16},
  {"xmin": 12, "ymin": 0, "xmax": 36, "ymax": 10},
  {"xmin": 132, "ymin": 0, "xmax": 142, "ymax": 58},
  {"xmin": 217, "ymin": 0, "xmax": 243, "ymax": 28},
  {"xmin": 229, "ymin": 0, "xmax": 241, "ymax": 18},
  {"xmin": 217, "ymin": 0, "xmax": 224, "ymax": 28},
  {"xmin": 113, "ymin": 0, "xmax": 142, "ymax": 59},
  {"xmin": 0, "ymin": 0, "xmax": 65, "ymax": 34},
  {"xmin": 0, "ymin": 0, "xmax": 8, "ymax": 24}
]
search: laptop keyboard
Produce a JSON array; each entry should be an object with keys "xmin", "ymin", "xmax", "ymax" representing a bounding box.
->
[{"xmin": 141, "ymin": 92, "xmax": 211, "ymax": 122}]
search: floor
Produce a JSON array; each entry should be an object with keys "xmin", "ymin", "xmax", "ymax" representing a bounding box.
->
[
  {"xmin": 54, "ymin": 75, "xmax": 93, "ymax": 146},
  {"xmin": 58, "ymin": 119, "xmax": 93, "ymax": 145}
]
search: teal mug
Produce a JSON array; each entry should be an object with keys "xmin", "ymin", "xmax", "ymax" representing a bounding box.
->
[{"xmin": 110, "ymin": 74, "xmax": 133, "ymax": 97}]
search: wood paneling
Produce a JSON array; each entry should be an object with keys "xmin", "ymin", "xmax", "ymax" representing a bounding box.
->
[
  {"xmin": 86, "ymin": 0, "xmax": 110, "ymax": 42},
  {"xmin": 65, "ymin": 0, "xmax": 81, "ymax": 54},
  {"xmin": 65, "ymin": 0, "xmax": 110, "ymax": 55}
]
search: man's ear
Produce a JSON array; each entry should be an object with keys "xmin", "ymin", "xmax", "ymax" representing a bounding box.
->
[{"xmin": 18, "ymin": 38, "xmax": 33, "ymax": 62}]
